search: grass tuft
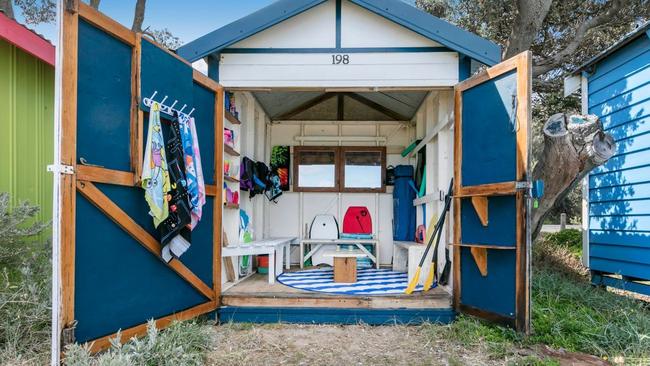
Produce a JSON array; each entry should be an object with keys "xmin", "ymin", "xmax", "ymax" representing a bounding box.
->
[{"xmin": 443, "ymin": 233, "xmax": 650, "ymax": 361}]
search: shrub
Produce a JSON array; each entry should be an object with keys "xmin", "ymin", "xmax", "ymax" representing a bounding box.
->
[
  {"xmin": 0, "ymin": 193, "xmax": 49, "ymax": 265},
  {"xmin": 542, "ymin": 229, "xmax": 582, "ymax": 257},
  {"xmin": 0, "ymin": 193, "xmax": 51, "ymax": 365},
  {"xmin": 63, "ymin": 319, "xmax": 214, "ymax": 366}
]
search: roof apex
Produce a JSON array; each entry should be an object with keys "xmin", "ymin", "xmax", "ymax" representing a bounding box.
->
[{"xmin": 177, "ymin": 0, "xmax": 501, "ymax": 66}]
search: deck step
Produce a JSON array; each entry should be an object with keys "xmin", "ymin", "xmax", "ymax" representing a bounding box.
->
[
  {"xmin": 218, "ymin": 306, "xmax": 456, "ymax": 325},
  {"xmin": 222, "ymin": 291, "xmax": 451, "ymax": 309}
]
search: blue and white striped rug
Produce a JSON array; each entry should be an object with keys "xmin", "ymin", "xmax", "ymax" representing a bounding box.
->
[{"xmin": 277, "ymin": 268, "xmax": 430, "ymax": 295}]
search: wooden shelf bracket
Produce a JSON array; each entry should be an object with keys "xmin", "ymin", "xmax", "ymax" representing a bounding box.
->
[{"xmin": 470, "ymin": 196, "xmax": 489, "ymax": 227}]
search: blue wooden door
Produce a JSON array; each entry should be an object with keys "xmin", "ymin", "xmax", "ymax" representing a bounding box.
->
[
  {"xmin": 453, "ymin": 52, "xmax": 532, "ymax": 332},
  {"xmin": 57, "ymin": 2, "xmax": 223, "ymax": 352}
]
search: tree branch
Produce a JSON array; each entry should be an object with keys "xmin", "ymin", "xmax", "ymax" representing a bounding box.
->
[
  {"xmin": 533, "ymin": 0, "xmax": 624, "ymax": 77},
  {"xmin": 0, "ymin": 0, "xmax": 15, "ymax": 19}
]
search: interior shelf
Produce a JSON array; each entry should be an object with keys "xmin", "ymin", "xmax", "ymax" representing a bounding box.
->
[
  {"xmin": 225, "ymin": 110, "xmax": 242, "ymax": 125},
  {"xmin": 224, "ymin": 203, "xmax": 240, "ymax": 209},
  {"xmin": 224, "ymin": 175, "xmax": 239, "ymax": 183},
  {"xmin": 224, "ymin": 144, "xmax": 240, "ymax": 157}
]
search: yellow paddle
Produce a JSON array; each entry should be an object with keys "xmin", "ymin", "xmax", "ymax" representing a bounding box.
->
[
  {"xmin": 405, "ymin": 215, "xmax": 439, "ymax": 294},
  {"xmin": 405, "ymin": 179, "xmax": 454, "ymax": 294}
]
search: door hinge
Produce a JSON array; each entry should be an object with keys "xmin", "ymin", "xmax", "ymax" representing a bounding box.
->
[
  {"xmin": 61, "ymin": 321, "xmax": 77, "ymax": 347},
  {"xmin": 47, "ymin": 164, "xmax": 74, "ymax": 175},
  {"xmin": 515, "ymin": 181, "xmax": 531, "ymax": 190}
]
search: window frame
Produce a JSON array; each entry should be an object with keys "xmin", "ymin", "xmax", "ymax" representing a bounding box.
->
[
  {"xmin": 340, "ymin": 146, "xmax": 387, "ymax": 193},
  {"xmin": 292, "ymin": 146, "xmax": 341, "ymax": 193},
  {"xmin": 292, "ymin": 146, "xmax": 386, "ymax": 193}
]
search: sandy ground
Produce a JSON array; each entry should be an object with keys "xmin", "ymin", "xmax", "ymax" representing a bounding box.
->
[{"xmin": 205, "ymin": 323, "xmax": 539, "ymax": 366}]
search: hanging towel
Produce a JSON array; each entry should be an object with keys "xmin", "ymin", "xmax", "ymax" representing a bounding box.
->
[
  {"xmin": 188, "ymin": 116, "xmax": 206, "ymax": 228},
  {"xmin": 141, "ymin": 103, "xmax": 171, "ymax": 228}
]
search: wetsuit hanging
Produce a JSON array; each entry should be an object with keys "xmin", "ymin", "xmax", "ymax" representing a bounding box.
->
[{"xmin": 159, "ymin": 111, "xmax": 192, "ymax": 262}]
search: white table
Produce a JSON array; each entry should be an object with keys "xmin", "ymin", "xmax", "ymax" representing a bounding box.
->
[
  {"xmin": 299, "ymin": 238, "xmax": 379, "ymax": 269},
  {"xmin": 221, "ymin": 237, "xmax": 297, "ymax": 284}
]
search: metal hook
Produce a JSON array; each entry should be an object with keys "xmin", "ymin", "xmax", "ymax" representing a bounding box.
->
[
  {"xmin": 160, "ymin": 95, "xmax": 169, "ymax": 105},
  {"xmin": 179, "ymin": 104, "xmax": 187, "ymax": 113},
  {"xmin": 169, "ymin": 100, "xmax": 178, "ymax": 110},
  {"xmin": 149, "ymin": 91, "xmax": 158, "ymax": 101},
  {"xmin": 187, "ymin": 108, "xmax": 195, "ymax": 117}
]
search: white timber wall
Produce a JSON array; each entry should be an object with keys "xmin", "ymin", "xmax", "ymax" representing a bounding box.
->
[
  {"xmin": 267, "ymin": 120, "xmax": 415, "ymax": 266},
  {"xmin": 340, "ymin": 0, "xmax": 440, "ymax": 48},
  {"xmin": 413, "ymin": 90, "xmax": 454, "ymax": 291},
  {"xmin": 218, "ymin": 0, "xmax": 459, "ymax": 88},
  {"xmin": 222, "ymin": 92, "xmax": 270, "ymax": 284}
]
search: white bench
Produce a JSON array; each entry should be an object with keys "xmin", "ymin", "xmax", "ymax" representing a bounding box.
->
[
  {"xmin": 221, "ymin": 237, "xmax": 297, "ymax": 284},
  {"xmin": 393, "ymin": 241, "xmax": 434, "ymax": 286}
]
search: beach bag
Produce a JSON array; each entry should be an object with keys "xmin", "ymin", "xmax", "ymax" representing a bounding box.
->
[
  {"xmin": 240, "ymin": 156, "xmax": 255, "ymax": 191},
  {"xmin": 251, "ymin": 161, "xmax": 270, "ymax": 198}
]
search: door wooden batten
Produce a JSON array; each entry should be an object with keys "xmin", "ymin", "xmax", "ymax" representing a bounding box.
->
[{"xmin": 57, "ymin": 1, "xmax": 224, "ymax": 353}]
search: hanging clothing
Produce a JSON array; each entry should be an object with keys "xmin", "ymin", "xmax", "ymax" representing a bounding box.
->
[
  {"xmin": 189, "ymin": 117, "xmax": 206, "ymax": 227},
  {"xmin": 178, "ymin": 114, "xmax": 206, "ymax": 228},
  {"xmin": 141, "ymin": 103, "xmax": 171, "ymax": 228},
  {"xmin": 159, "ymin": 111, "xmax": 193, "ymax": 259}
]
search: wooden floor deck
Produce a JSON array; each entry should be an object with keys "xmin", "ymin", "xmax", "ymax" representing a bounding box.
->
[{"xmin": 222, "ymin": 273, "xmax": 452, "ymax": 309}]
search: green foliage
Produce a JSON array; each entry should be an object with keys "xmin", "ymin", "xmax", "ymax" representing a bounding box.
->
[
  {"xmin": 13, "ymin": 0, "xmax": 55, "ymax": 24},
  {"xmin": 63, "ymin": 319, "xmax": 214, "ymax": 366},
  {"xmin": 147, "ymin": 28, "xmax": 183, "ymax": 50},
  {"xmin": 530, "ymin": 269, "xmax": 650, "ymax": 357},
  {"xmin": 0, "ymin": 192, "xmax": 49, "ymax": 265},
  {"xmin": 543, "ymin": 229, "xmax": 582, "ymax": 257},
  {"xmin": 0, "ymin": 193, "xmax": 51, "ymax": 365}
]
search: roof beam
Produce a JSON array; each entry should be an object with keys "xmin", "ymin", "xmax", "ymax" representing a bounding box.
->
[
  {"xmin": 345, "ymin": 92, "xmax": 410, "ymax": 121},
  {"xmin": 337, "ymin": 94, "xmax": 345, "ymax": 121},
  {"xmin": 275, "ymin": 92, "xmax": 337, "ymax": 120}
]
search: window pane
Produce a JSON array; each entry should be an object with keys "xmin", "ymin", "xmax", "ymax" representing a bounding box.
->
[
  {"xmin": 344, "ymin": 151, "xmax": 382, "ymax": 189},
  {"xmin": 298, "ymin": 151, "xmax": 336, "ymax": 188}
]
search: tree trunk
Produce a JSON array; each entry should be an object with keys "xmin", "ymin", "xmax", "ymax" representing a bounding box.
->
[
  {"xmin": 504, "ymin": 0, "xmax": 553, "ymax": 59},
  {"xmin": 131, "ymin": 0, "xmax": 146, "ymax": 32},
  {"xmin": 531, "ymin": 113, "xmax": 615, "ymax": 240},
  {"xmin": 89, "ymin": 0, "xmax": 101, "ymax": 10},
  {"xmin": 0, "ymin": 0, "xmax": 14, "ymax": 19}
]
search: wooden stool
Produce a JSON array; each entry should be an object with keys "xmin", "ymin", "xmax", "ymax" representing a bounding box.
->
[
  {"xmin": 324, "ymin": 249, "xmax": 368, "ymax": 283},
  {"xmin": 334, "ymin": 257, "xmax": 357, "ymax": 283}
]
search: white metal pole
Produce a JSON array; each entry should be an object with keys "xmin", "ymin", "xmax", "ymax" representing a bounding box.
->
[{"xmin": 51, "ymin": 0, "xmax": 64, "ymax": 364}]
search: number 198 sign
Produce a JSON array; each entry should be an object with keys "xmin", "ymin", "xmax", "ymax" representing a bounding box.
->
[{"xmin": 331, "ymin": 54, "xmax": 350, "ymax": 64}]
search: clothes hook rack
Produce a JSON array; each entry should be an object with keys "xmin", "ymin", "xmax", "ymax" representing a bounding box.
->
[{"xmin": 142, "ymin": 89, "xmax": 195, "ymax": 120}]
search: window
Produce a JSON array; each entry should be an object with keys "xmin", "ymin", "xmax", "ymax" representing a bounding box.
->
[{"xmin": 293, "ymin": 146, "xmax": 386, "ymax": 193}]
